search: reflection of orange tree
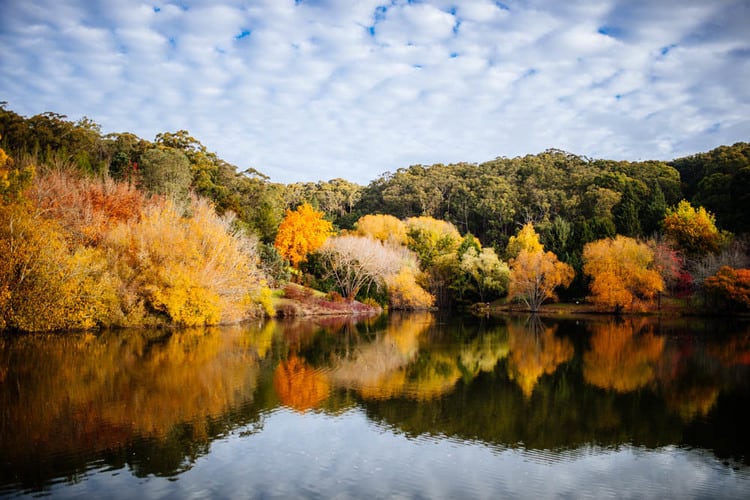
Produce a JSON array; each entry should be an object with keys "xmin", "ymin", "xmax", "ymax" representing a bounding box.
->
[
  {"xmin": 583, "ymin": 320, "xmax": 665, "ymax": 392},
  {"xmin": 506, "ymin": 317, "xmax": 574, "ymax": 398},
  {"xmin": 273, "ymin": 354, "xmax": 330, "ymax": 412},
  {"xmin": 707, "ymin": 329, "xmax": 750, "ymax": 366}
]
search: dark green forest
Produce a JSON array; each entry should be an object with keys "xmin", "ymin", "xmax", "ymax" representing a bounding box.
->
[{"xmin": 2, "ymin": 102, "xmax": 747, "ymax": 246}]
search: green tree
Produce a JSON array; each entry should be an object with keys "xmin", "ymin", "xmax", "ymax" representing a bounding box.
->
[{"xmin": 139, "ymin": 147, "xmax": 192, "ymax": 199}]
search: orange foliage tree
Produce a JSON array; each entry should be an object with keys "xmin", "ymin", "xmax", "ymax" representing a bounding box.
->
[
  {"xmin": 704, "ymin": 266, "xmax": 750, "ymax": 310},
  {"xmin": 509, "ymin": 249, "xmax": 574, "ymax": 312},
  {"xmin": 583, "ymin": 320, "xmax": 665, "ymax": 392},
  {"xmin": 274, "ymin": 203, "xmax": 333, "ymax": 267},
  {"xmin": 583, "ymin": 235, "xmax": 664, "ymax": 312}
]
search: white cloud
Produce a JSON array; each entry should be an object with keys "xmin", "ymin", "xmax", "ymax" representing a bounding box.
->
[{"xmin": 1, "ymin": 0, "xmax": 749, "ymax": 184}]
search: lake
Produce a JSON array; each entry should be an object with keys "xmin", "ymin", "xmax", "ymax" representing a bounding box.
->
[{"xmin": 1, "ymin": 312, "xmax": 749, "ymax": 499}]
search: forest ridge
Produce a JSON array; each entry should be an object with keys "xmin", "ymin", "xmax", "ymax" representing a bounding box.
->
[{"xmin": 1, "ymin": 104, "xmax": 749, "ymax": 331}]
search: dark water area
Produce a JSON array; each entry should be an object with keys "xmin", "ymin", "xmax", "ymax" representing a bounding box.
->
[{"xmin": 1, "ymin": 313, "xmax": 749, "ymax": 498}]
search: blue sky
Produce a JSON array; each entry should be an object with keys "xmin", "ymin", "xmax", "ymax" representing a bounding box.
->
[{"xmin": 1, "ymin": 0, "xmax": 749, "ymax": 184}]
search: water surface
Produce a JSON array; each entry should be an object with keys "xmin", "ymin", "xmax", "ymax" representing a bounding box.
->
[{"xmin": 1, "ymin": 313, "xmax": 749, "ymax": 498}]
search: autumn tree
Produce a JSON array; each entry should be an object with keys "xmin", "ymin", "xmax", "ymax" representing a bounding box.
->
[
  {"xmin": 663, "ymin": 200, "xmax": 726, "ymax": 257},
  {"xmin": 105, "ymin": 197, "xmax": 263, "ymax": 326},
  {"xmin": 355, "ymin": 214, "xmax": 407, "ymax": 245},
  {"xmin": 509, "ymin": 249, "xmax": 574, "ymax": 312},
  {"xmin": 274, "ymin": 203, "xmax": 333, "ymax": 268},
  {"xmin": 506, "ymin": 222, "xmax": 543, "ymax": 259},
  {"xmin": 319, "ymin": 235, "xmax": 403, "ymax": 300},
  {"xmin": 583, "ymin": 236, "xmax": 664, "ymax": 312},
  {"xmin": 405, "ymin": 216, "xmax": 462, "ymax": 268},
  {"xmin": 704, "ymin": 266, "xmax": 750, "ymax": 310},
  {"xmin": 385, "ymin": 267, "xmax": 435, "ymax": 309}
]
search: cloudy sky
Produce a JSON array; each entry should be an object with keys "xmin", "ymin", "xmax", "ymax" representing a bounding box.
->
[{"xmin": 1, "ymin": 0, "xmax": 749, "ymax": 184}]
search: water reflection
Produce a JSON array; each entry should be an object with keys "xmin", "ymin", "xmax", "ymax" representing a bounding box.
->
[{"xmin": 2, "ymin": 313, "xmax": 750, "ymax": 496}]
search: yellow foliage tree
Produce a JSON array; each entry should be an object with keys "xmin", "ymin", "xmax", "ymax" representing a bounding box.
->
[
  {"xmin": 404, "ymin": 216, "xmax": 462, "ymax": 267},
  {"xmin": 385, "ymin": 266, "xmax": 435, "ymax": 309},
  {"xmin": 583, "ymin": 235, "xmax": 664, "ymax": 312},
  {"xmin": 506, "ymin": 222, "xmax": 543, "ymax": 259},
  {"xmin": 663, "ymin": 200, "xmax": 726, "ymax": 256},
  {"xmin": 274, "ymin": 202, "xmax": 333, "ymax": 267},
  {"xmin": 106, "ymin": 197, "xmax": 261, "ymax": 326},
  {"xmin": 583, "ymin": 320, "xmax": 665, "ymax": 392},
  {"xmin": 509, "ymin": 249, "xmax": 574, "ymax": 312},
  {"xmin": 356, "ymin": 214, "xmax": 407, "ymax": 245}
]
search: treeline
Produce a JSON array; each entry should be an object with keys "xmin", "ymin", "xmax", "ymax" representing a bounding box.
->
[{"xmin": 2, "ymin": 103, "xmax": 750, "ymax": 330}]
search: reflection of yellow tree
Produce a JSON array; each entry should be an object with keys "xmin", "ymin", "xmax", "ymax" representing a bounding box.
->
[
  {"xmin": 459, "ymin": 326, "xmax": 509, "ymax": 377},
  {"xmin": 1, "ymin": 325, "xmax": 263, "ymax": 463},
  {"xmin": 506, "ymin": 318, "xmax": 574, "ymax": 398},
  {"xmin": 664, "ymin": 385, "xmax": 720, "ymax": 421},
  {"xmin": 583, "ymin": 321, "xmax": 665, "ymax": 392},
  {"xmin": 273, "ymin": 354, "xmax": 330, "ymax": 412},
  {"xmin": 330, "ymin": 313, "xmax": 432, "ymax": 399}
]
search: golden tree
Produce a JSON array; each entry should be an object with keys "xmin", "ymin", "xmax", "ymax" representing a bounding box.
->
[
  {"xmin": 274, "ymin": 203, "xmax": 333, "ymax": 267},
  {"xmin": 583, "ymin": 235, "xmax": 664, "ymax": 312},
  {"xmin": 356, "ymin": 214, "xmax": 407, "ymax": 245},
  {"xmin": 506, "ymin": 222, "xmax": 543, "ymax": 259},
  {"xmin": 509, "ymin": 249, "xmax": 574, "ymax": 311}
]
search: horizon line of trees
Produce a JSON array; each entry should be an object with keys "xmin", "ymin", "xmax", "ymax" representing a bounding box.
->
[{"xmin": 2, "ymin": 103, "xmax": 750, "ymax": 331}]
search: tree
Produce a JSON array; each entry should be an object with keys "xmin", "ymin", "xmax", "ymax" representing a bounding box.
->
[
  {"xmin": 138, "ymin": 147, "xmax": 192, "ymax": 199},
  {"xmin": 319, "ymin": 235, "xmax": 403, "ymax": 300},
  {"xmin": 385, "ymin": 267, "xmax": 435, "ymax": 310},
  {"xmin": 509, "ymin": 249, "xmax": 574, "ymax": 312},
  {"xmin": 704, "ymin": 266, "xmax": 750, "ymax": 310},
  {"xmin": 405, "ymin": 216, "xmax": 462, "ymax": 268},
  {"xmin": 355, "ymin": 214, "xmax": 407, "ymax": 245},
  {"xmin": 506, "ymin": 222, "xmax": 543, "ymax": 259},
  {"xmin": 583, "ymin": 236, "xmax": 664, "ymax": 312},
  {"xmin": 274, "ymin": 203, "xmax": 333, "ymax": 268},
  {"xmin": 459, "ymin": 247, "xmax": 510, "ymax": 302},
  {"xmin": 662, "ymin": 200, "xmax": 725, "ymax": 257}
]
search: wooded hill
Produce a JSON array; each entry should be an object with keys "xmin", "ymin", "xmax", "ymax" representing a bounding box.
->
[{"xmin": 1, "ymin": 103, "xmax": 749, "ymax": 330}]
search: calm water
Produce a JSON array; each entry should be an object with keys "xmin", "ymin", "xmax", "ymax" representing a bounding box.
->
[{"xmin": 1, "ymin": 313, "xmax": 749, "ymax": 499}]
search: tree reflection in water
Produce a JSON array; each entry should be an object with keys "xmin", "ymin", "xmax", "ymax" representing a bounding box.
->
[
  {"xmin": 506, "ymin": 315, "xmax": 573, "ymax": 398},
  {"xmin": 2, "ymin": 313, "xmax": 750, "ymax": 494}
]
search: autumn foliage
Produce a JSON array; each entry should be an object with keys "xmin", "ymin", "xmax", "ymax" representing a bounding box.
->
[
  {"xmin": 274, "ymin": 203, "xmax": 333, "ymax": 267},
  {"xmin": 0, "ymin": 148, "xmax": 266, "ymax": 331},
  {"xmin": 583, "ymin": 235, "xmax": 664, "ymax": 312},
  {"xmin": 663, "ymin": 200, "xmax": 725, "ymax": 256},
  {"xmin": 704, "ymin": 266, "xmax": 750, "ymax": 310},
  {"xmin": 583, "ymin": 320, "xmax": 665, "ymax": 392}
]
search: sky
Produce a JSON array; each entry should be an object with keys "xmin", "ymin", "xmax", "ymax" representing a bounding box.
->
[{"xmin": 1, "ymin": 0, "xmax": 749, "ymax": 185}]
